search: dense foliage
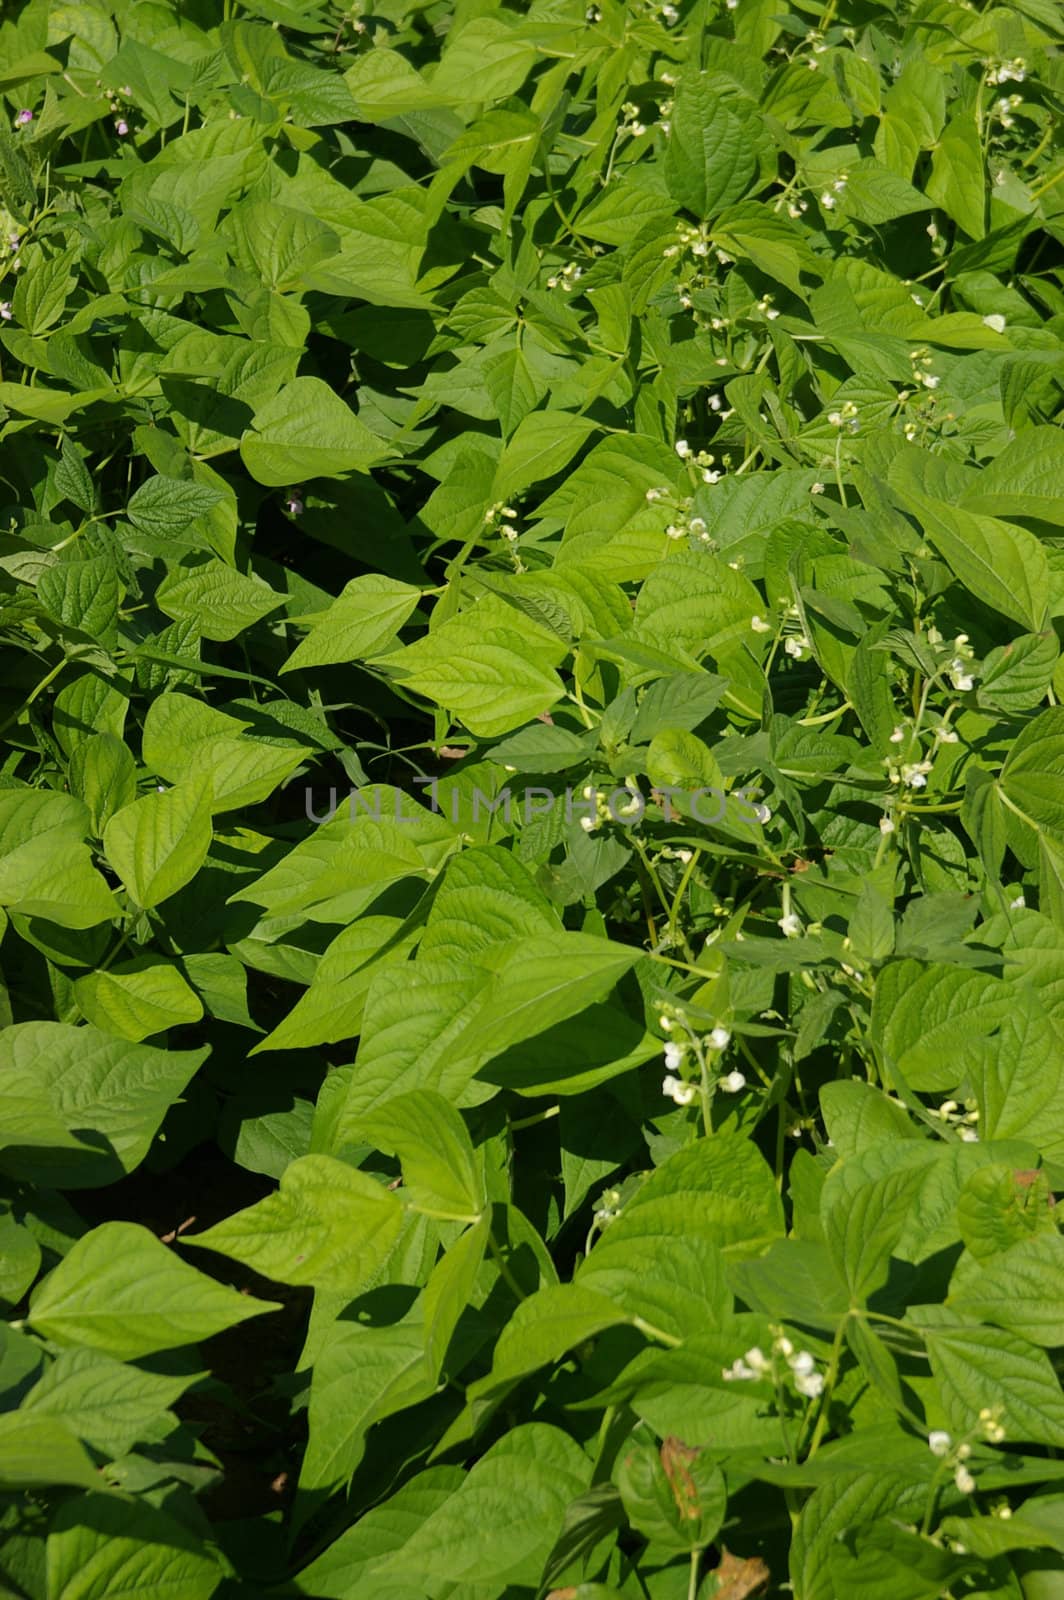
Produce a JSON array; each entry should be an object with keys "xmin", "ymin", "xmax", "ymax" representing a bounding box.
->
[{"xmin": 2, "ymin": 0, "xmax": 1064, "ymax": 1594}]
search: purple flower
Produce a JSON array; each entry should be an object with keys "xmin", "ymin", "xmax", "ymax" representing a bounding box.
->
[
  {"xmin": 285, "ymin": 492, "xmax": 305, "ymax": 517},
  {"xmin": 15, "ymin": 109, "xmax": 33, "ymax": 126},
  {"xmin": 115, "ymin": 119, "xmax": 129, "ymax": 136}
]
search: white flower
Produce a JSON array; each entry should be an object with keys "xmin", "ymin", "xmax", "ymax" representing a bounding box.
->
[
  {"xmin": 579, "ymin": 815, "xmax": 597, "ymax": 832},
  {"xmin": 665, "ymin": 524, "xmax": 686, "ymax": 540},
  {"xmin": 702, "ymin": 469, "xmax": 721, "ymax": 484},
  {"xmin": 833, "ymin": 176, "xmax": 848, "ymax": 191},
  {"xmin": 1010, "ymin": 894, "xmax": 1026, "ymax": 909},
  {"xmin": 743, "ymin": 1346, "xmax": 770, "ymax": 1374},
  {"xmin": 955, "ymin": 1465, "xmax": 976, "ymax": 1494},
  {"xmin": 689, "ymin": 516, "xmax": 707, "ymax": 536},
  {"xmin": 645, "ymin": 486, "xmax": 665, "ymax": 502},
  {"xmin": 959, "ymin": 1128, "xmax": 979, "ymax": 1142},
  {"xmin": 827, "ymin": 411, "xmax": 842, "ymax": 426},
  {"xmin": 708, "ymin": 1026, "xmax": 731, "ymax": 1050},
  {"xmin": 663, "ymin": 1072, "xmax": 697, "ymax": 1105},
  {"xmin": 720, "ymin": 1069, "xmax": 746, "ymax": 1092},
  {"xmin": 778, "ymin": 912, "xmax": 802, "ymax": 938},
  {"xmin": 675, "ymin": 439, "xmax": 691, "ymax": 458},
  {"xmin": 789, "ymin": 1350, "xmax": 816, "ymax": 1377},
  {"xmin": 983, "ymin": 313, "xmax": 1006, "ymax": 333},
  {"xmin": 500, "ymin": 524, "xmax": 518, "ymax": 541},
  {"xmin": 751, "ymin": 615, "xmax": 772, "ymax": 633},
  {"xmin": 661, "ymin": 2, "xmax": 679, "ymax": 19},
  {"xmin": 980, "ymin": 1408, "xmax": 1006, "ymax": 1443},
  {"xmin": 820, "ymin": 191, "xmax": 836, "ymax": 210},
  {"xmin": 922, "ymin": 373, "xmax": 940, "ymax": 390},
  {"xmin": 949, "ymin": 660, "xmax": 975, "ymax": 692},
  {"xmin": 879, "ymin": 816, "xmax": 895, "ymax": 835},
  {"xmin": 784, "ymin": 636, "xmax": 810, "ymax": 660},
  {"xmin": 928, "ymin": 1430, "xmax": 952, "ymax": 1457},
  {"xmin": 691, "ymin": 240, "xmax": 709, "ymax": 257},
  {"xmin": 0, "ymin": 301, "xmax": 11, "ymax": 321},
  {"xmin": 810, "ymin": 482, "xmax": 825, "ymax": 494},
  {"xmin": 795, "ymin": 1371, "xmax": 825, "ymax": 1399},
  {"xmin": 722, "ymin": 1357, "xmax": 758, "ymax": 1381},
  {"xmin": 889, "ymin": 726, "xmax": 905, "ymax": 743},
  {"xmin": 664, "ymin": 1041, "xmax": 686, "ymax": 1071},
  {"xmin": 755, "ymin": 803, "xmax": 772, "ymax": 824},
  {"xmin": 659, "ymin": 1014, "xmax": 673, "ymax": 1031}
]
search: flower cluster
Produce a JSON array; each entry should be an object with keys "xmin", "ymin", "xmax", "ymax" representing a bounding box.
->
[
  {"xmin": 930, "ymin": 1099, "xmax": 979, "ymax": 1141},
  {"xmin": 592, "ymin": 1186, "xmax": 623, "ymax": 1227},
  {"xmin": 984, "ymin": 56, "xmax": 1026, "ymax": 86},
  {"xmin": 994, "ymin": 92, "xmax": 1023, "ymax": 130},
  {"xmin": 660, "ymin": 1008, "xmax": 744, "ymax": 1104},
  {"xmin": 483, "ymin": 501, "xmax": 521, "ymax": 541},
  {"xmin": 929, "ymin": 1408, "xmax": 1005, "ymax": 1495},
  {"xmin": 662, "ymin": 222, "xmax": 735, "ymax": 323},
  {"xmin": 723, "ymin": 1333, "xmax": 825, "ymax": 1400},
  {"xmin": 545, "ymin": 261, "xmax": 583, "ymax": 292},
  {"xmin": 827, "ymin": 399, "xmax": 860, "ymax": 433},
  {"xmin": 819, "ymin": 174, "xmax": 848, "ymax": 210},
  {"xmin": 674, "ymin": 440, "xmax": 724, "ymax": 485}
]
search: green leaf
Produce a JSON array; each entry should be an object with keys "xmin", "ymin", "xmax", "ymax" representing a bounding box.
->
[
  {"xmin": 927, "ymin": 112, "xmax": 985, "ymax": 239},
  {"xmin": 379, "ymin": 594, "xmax": 568, "ymax": 737},
  {"xmin": 373, "ymin": 1423, "xmax": 591, "ymax": 1591},
  {"xmin": 45, "ymin": 1494, "xmax": 222, "ymax": 1600},
  {"xmin": 359, "ymin": 1090, "xmax": 485, "ymax": 1220},
  {"xmin": 422, "ymin": 1214, "xmax": 490, "ymax": 1379},
  {"xmin": 21, "ymin": 1348, "xmax": 193, "ymax": 1456},
  {"xmin": 873, "ymin": 961, "xmax": 1009, "ymax": 1093},
  {"xmin": 182, "ymin": 1154, "xmax": 404, "ymax": 1293},
  {"xmin": 664, "ymin": 75, "xmax": 757, "ymax": 219},
  {"xmin": 0, "ymin": 1413, "xmax": 100, "ymax": 1492},
  {"xmin": 155, "ymin": 558, "xmax": 284, "ymax": 641},
  {"xmin": 0, "ymin": 1021, "xmax": 208, "ymax": 1188},
  {"xmin": 615, "ymin": 1435, "xmax": 726, "ymax": 1555},
  {"xmin": 1001, "ymin": 707, "xmax": 1064, "ymax": 844},
  {"xmin": 283, "ymin": 575, "xmax": 423, "ymax": 671},
  {"xmin": 821, "ymin": 1155, "xmax": 932, "ymax": 1304},
  {"xmin": 29, "ymin": 1222, "xmax": 279, "ymax": 1358},
  {"xmin": 952, "ymin": 1233, "xmax": 1064, "ymax": 1347},
  {"xmin": 240, "ymin": 376, "xmax": 394, "ymax": 485},
  {"xmin": 126, "ymin": 475, "xmax": 225, "ymax": 538},
  {"xmin": 39, "ymin": 557, "xmax": 119, "ymax": 647},
  {"xmin": 301, "ymin": 1316, "xmax": 431, "ymax": 1496},
  {"xmin": 913, "ymin": 1305, "xmax": 1064, "ymax": 1447},
  {"xmin": 68, "ymin": 733, "xmax": 137, "ymax": 834},
  {"xmin": 103, "ymin": 777, "xmax": 213, "ymax": 909},
  {"xmin": 74, "ymin": 956, "xmax": 204, "ymax": 1041},
  {"xmin": 892, "ymin": 491, "xmax": 1049, "ymax": 632},
  {"xmin": 0, "ymin": 1208, "xmax": 41, "ymax": 1305}
]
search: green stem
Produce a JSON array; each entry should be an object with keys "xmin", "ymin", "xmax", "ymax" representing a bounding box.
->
[
  {"xmin": 0, "ymin": 659, "xmax": 67, "ymax": 738},
  {"xmin": 804, "ymin": 1315, "xmax": 847, "ymax": 1459},
  {"xmin": 488, "ymin": 1229, "xmax": 528, "ymax": 1302}
]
